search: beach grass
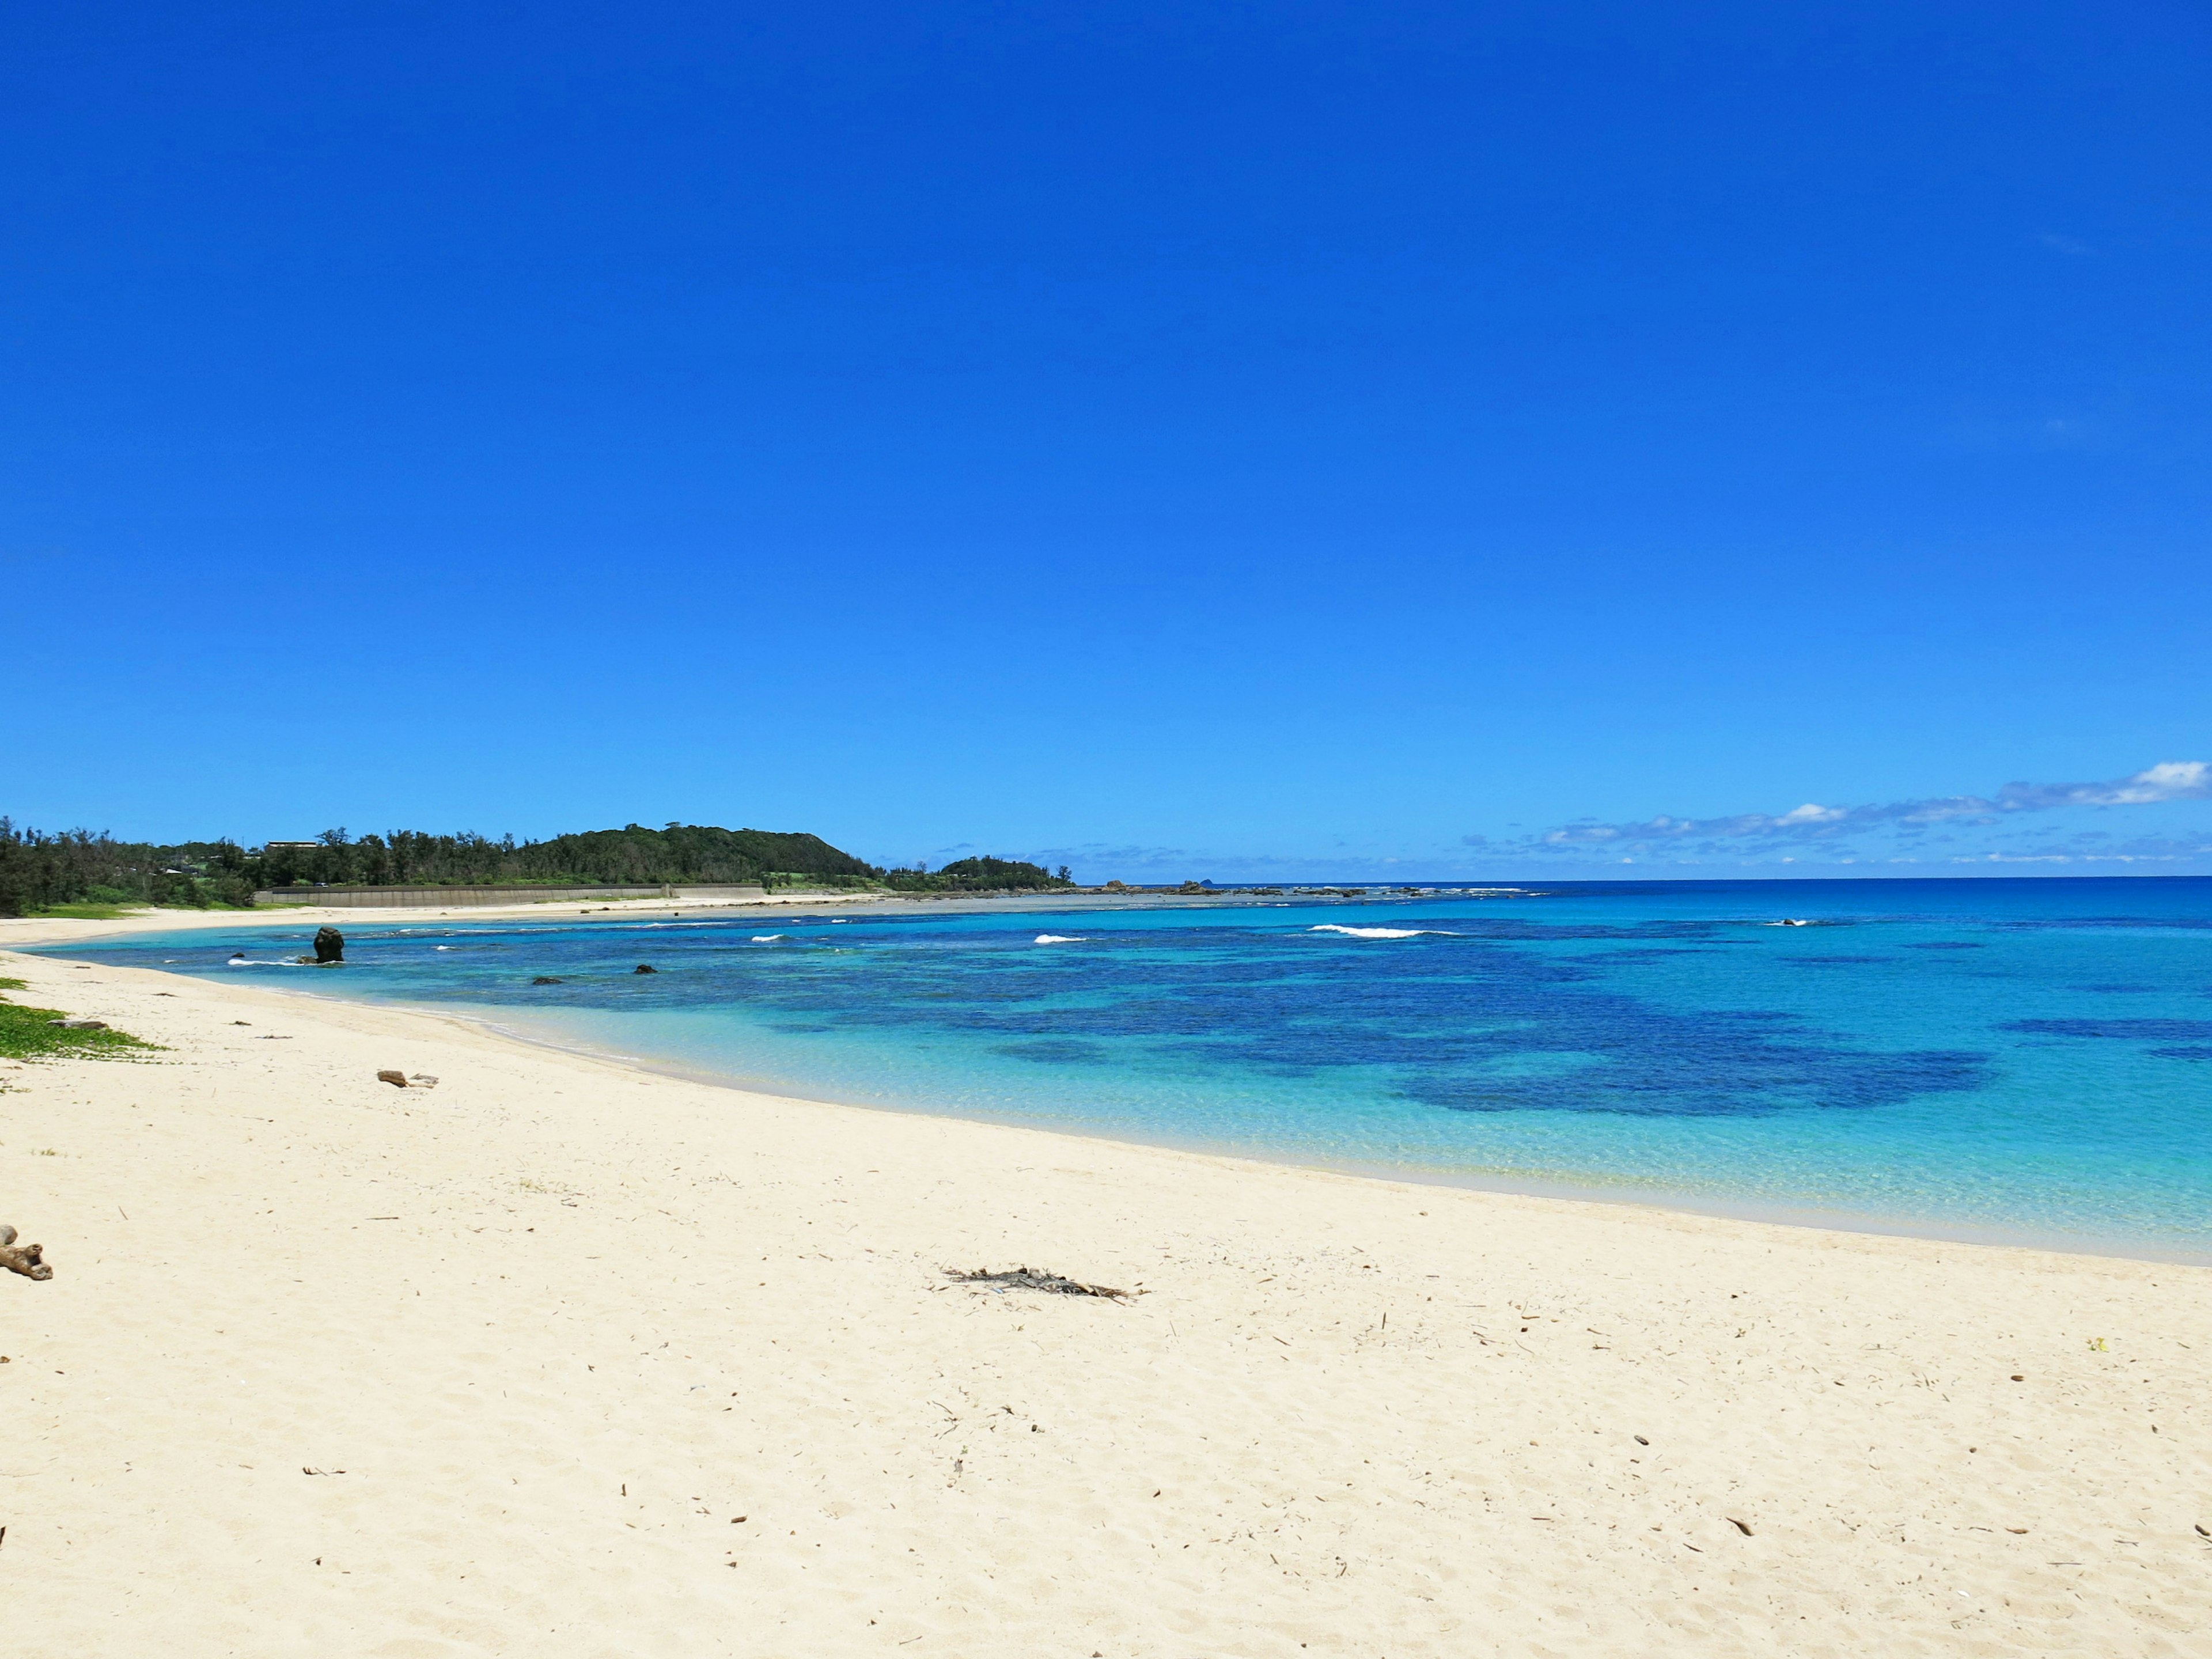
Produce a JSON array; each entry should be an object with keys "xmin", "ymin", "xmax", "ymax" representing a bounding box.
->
[{"xmin": 0, "ymin": 986, "xmax": 160, "ymax": 1060}]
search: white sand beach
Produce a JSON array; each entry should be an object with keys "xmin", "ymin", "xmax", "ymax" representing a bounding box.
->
[{"xmin": 2, "ymin": 936, "xmax": 2207, "ymax": 1656}]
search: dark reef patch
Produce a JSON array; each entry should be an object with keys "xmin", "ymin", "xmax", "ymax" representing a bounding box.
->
[{"xmin": 2005, "ymin": 1018, "xmax": 2212, "ymax": 1043}]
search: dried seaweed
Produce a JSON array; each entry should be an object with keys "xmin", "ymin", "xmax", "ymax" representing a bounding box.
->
[{"xmin": 944, "ymin": 1266, "xmax": 1133, "ymax": 1299}]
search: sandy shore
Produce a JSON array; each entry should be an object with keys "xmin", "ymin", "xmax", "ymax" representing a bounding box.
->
[
  {"xmin": 0, "ymin": 887, "xmax": 1315, "ymax": 950},
  {"xmin": 3, "ymin": 941, "xmax": 2207, "ymax": 1656}
]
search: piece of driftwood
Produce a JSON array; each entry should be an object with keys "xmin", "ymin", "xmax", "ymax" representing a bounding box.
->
[
  {"xmin": 376, "ymin": 1069, "xmax": 409, "ymax": 1087},
  {"xmin": 0, "ymin": 1225, "xmax": 51, "ymax": 1282},
  {"xmin": 944, "ymin": 1266, "xmax": 1131, "ymax": 1299}
]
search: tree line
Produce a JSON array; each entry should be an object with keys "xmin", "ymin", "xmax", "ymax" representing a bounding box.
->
[
  {"xmin": 0, "ymin": 819, "xmax": 1076, "ymax": 915},
  {"xmin": 882, "ymin": 855, "xmax": 1076, "ymax": 893},
  {"xmin": 0, "ymin": 822, "xmax": 260, "ymax": 915},
  {"xmin": 256, "ymin": 824, "xmax": 875, "ymax": 891}
]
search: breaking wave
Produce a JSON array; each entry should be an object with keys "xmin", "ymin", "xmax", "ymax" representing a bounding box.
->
[{"xmin": 1308, "ymin": 925, "xmax": 1457, "ymax": 940}]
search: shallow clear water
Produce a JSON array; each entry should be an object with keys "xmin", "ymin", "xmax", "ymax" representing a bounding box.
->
[{"xmin": 52, "ymin": 878, "xmax": 2212, "ymax": 1259}]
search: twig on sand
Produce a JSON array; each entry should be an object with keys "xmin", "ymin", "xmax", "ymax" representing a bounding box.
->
[
  {"xmin": 944, "ymin": 1266, "xmax": 1135, "ymax": 1300},
  {"xmin": 0, "ymin": 1225, "xmax": 51, "ymax": 1282}
]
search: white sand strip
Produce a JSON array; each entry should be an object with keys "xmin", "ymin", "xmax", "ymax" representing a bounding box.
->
[{"xmin": 2, "ymin": 944, "xmax": 2206, "ymax": 1656}]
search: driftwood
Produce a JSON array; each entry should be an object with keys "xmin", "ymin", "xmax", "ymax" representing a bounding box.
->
[
  {"xmin": 945, "ymin": 1266, "xmax": 1131, "ymax": 1299},
  {"xmin": 0, "ymin": 1225, "xmax": 51, "ymax": 1282}
]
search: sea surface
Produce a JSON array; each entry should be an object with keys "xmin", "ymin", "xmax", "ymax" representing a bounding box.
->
[{"xmin": 50, "ymin": 878, "xmax": 2212, "ymax": 1261}]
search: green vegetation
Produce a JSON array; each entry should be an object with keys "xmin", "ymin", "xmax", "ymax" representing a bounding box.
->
[
  {"xmin": 1, "ymin": 815, "xmax": 1081, "ymax": 915},
  {"xmin": 0, "ymin": 823, "xmax": 261, "ymax": 916},
  {"xmin": 0, "ymin": 997, "xmax": 159, "ymax": 1062},
  {"xmin": 255, "ymin": 823, "xmax": 877, "ymax": 891},
  {"xmin": 882, "ymin": 856, "xmax": 1076, "ymax": 893}
]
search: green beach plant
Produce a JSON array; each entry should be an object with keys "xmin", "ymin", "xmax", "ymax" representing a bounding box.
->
[{"xmin": 0, "ymin": 996, "xmax": 161, "ymax": 1062}]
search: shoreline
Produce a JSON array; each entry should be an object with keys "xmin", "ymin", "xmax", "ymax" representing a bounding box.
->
[
  {"xmin": 0, "ymin": 887, "xmax": 1358, "ymax": 949},
  {"xmin": 4, "ymin": 942, "xmax": 2209, "ymax": 1653},
  {"xmin": 20, "ymin": 908, "xmax": 2210, "ymax": 1270},
  {"xmin": 446, "ymin": 1000, "xmax": 2212, "ymax": 1272}
]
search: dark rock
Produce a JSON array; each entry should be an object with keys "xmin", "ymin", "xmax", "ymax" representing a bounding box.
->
[
  {"xmin": 376, "ymin": 1069, "xmax": 408, "ymax": 1087},
  {"xmin": 531, "ymin": 976, "xmax": 565, "ymax": 986},
  {"xmin": 634, "ymin": 964, "xmax": 657, "ymax": 974},
  {"xmin": 313, "ymin": 926, "xmax": 345, "ymax": 963}
]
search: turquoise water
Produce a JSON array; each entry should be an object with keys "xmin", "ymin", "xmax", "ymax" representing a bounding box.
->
[{"xmin": 51, "ymin": 878, "xmax": 2212, "ymax": 1260}]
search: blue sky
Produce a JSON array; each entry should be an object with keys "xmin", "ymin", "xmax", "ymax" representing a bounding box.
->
[{"xmin": 5, "ymin": 2, "xmax": 2209, "ymax": 880}]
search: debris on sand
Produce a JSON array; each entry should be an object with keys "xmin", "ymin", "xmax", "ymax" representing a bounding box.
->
[
  {"xmin": 945, "ymin": 1266, "xmax": 1134, "ymax": 1299},
  {"xmin": 1, "ymin": 1224, "xmax": 51, "ymax": 1281}
]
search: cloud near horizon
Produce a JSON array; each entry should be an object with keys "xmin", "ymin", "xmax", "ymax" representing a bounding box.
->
[{"xmin": 1533, "ymin": 761, "xmax": 2210, "ymax": 849}]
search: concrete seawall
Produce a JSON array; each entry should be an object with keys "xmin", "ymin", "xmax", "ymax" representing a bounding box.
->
[{"xmin": 252, "ymin": 884, "xmax": 770, "ymax": 908}]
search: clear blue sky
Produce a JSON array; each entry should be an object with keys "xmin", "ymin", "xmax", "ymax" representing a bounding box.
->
[{"xmin": 6, "ymin": 2, "xmax": 2209, "ymax": 880}]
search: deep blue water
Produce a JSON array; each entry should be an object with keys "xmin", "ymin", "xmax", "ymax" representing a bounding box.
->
[{"xmin": 50, "ymin": 878, "xmax": 2212, "ymax": 1259}]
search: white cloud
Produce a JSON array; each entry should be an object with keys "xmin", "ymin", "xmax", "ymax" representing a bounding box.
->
[{"xmin": 1531, "ymin": 761, "xmax": 2210, "ymax": 853}]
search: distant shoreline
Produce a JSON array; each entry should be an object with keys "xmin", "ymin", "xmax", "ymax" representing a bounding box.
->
[{"xmin": 0, "ymin": 885, "xmax": 1429, "ymax": 947}]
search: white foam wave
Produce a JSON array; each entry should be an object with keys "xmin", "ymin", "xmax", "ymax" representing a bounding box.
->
[
  {"xmin": 1308, "ymin": 925, "xmax": 1456, "ymax": 940},
  {"xmin": 1033, "ymin": 934, "xmax": 1085, "ymax": 944},
  {"xmin": 751, "ymin": 934, "xmax": 786, "ymax": 942}
]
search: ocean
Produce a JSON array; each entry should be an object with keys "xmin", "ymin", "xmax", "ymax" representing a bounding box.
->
[{"xmin": 49, "ymin": 877, "xmax": 2212, "ymax": 1261}]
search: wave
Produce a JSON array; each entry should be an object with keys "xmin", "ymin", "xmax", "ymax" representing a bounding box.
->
[
  {"xmin": 1308, "ymin": 925, "xmax": 1457, "ymax": 940},
  {"xmin": 1033, "ymin": 934, "xmax": 1085, "ymax": 945},
  {"xmin": 751, "ymin": 934, "xmax": 786, "ymax": 942}
]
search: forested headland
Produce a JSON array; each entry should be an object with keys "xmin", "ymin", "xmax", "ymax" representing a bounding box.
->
[{"xmin": 0, "ymin": 819, "xmax": 1077, "ymax": 916}]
